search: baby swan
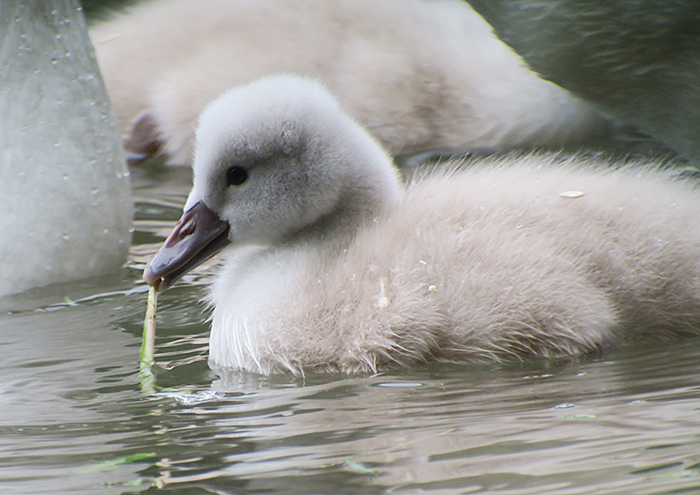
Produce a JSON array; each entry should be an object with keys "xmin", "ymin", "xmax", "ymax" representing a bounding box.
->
[
  {"xmin": 90, "ymin": 0, "xmax": 608, "ymax": 164},
  {"xmin": 145, "ymin": 75, "xmax": 700, "ymax": 375}
]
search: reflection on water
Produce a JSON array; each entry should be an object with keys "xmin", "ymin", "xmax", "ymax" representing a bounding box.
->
[{"xmin": 2, "ymin": 164, "xmax": 700, "ymax": 494}]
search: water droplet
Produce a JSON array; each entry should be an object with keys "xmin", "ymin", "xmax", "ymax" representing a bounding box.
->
[
  {"xmin": 91, "ymin": 188, "xmax": 100, "ymax": 195},
  {"xmin": 63, "ymin": 234, "xmax": 70, "ymax": 241},
  {"xmin": 51, "ymin": 59, "xmax": 58, "ymax": 66},
  {"xmin": 62, "ymin": 174, "xmax": 69, "ymax": 181}
]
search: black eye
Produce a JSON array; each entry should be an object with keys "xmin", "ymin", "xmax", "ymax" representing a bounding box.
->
[{"xmin": 226, "ymin": 165, "xmax": 249, "ymax": 186}]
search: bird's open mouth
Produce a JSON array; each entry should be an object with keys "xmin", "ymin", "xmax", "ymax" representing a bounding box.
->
[{"xmin": 143, "ymin": 201, "xmax": 230, "ymax": 291}]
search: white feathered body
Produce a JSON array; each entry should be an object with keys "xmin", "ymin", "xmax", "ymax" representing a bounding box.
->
[
  {"xmin": 90, "ymin": 0, "xmax": 607, "ymax": 163},
  {"xmin": 208, "ymin": 158, "xmax": 700, "ymax": 374}
]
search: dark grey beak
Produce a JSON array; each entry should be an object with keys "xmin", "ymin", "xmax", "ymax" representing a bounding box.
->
[{"xmin": 143, "ymin": 201, "xmax": 230, "ymax": 291}]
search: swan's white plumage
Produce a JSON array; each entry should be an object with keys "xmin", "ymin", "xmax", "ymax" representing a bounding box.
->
[
  {"xmin": 0, "ymin": 1, "xmax": 132, "ymax": 297},
  {"xmin": 90, "ymin": 0, "xmax": 608, "ymax": 164},
  {"xmin": 159, "ymin": 75, "xmax": 700, "ymax": 375}
]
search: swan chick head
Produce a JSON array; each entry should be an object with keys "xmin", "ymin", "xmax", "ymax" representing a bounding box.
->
[{"xmin": 144, "ymin": 75, "xmax": 402, "ymax": 290}]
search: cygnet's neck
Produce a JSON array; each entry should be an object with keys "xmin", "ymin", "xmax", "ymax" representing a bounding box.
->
[{"xmin": 283, "ymin": 135, "xmax": 404, "ymax": 250}]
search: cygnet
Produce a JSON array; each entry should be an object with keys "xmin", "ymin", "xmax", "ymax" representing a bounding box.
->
[
  {"xmin": 90, "ymin": 0, "xmax": 609, "ymax": 164},
  {"xmin": 144, "ymin": 75, "xmax": 700, "ymax": 375}
]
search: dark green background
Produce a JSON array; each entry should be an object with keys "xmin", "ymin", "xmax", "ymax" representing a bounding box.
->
[{"xmin": 81, "ymin": 0, "xmax": 137, "ymax": 21}]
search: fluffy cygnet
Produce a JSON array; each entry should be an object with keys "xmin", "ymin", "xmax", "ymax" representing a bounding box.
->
[
  {"xmin": 144, "ymin": 75, "xmax": 700, "ymax": 375},
  {"xmin": 90, "ymin": 0, "xmax": 609, "ymax": 164}
]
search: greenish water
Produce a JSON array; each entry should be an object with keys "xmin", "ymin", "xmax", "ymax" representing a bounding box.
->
[{"xmin": 2, "ymin": 164, "xmax": 700, "ymax": 494}]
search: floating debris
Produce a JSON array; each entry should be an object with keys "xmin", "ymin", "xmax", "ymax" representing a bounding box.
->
[{"xmin": 560, "ymin": 191, "xmax": 585, "ymax": 198}]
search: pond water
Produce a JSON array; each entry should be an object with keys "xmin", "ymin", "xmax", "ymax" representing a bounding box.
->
[{"xmin": 2, "ymin": 163, "xmax": 700, "ymax": 495}]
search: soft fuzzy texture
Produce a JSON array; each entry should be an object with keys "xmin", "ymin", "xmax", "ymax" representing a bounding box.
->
[
  {"xmin": 89, "ymin": 0, "xmax": 608, "ymax": 164},
  {"xmin": 208, "ymin": 159, "xmax": 700, "ymax": 374},
  {"xmin": 147, "ymin": 75, "xmax": 700, "ymax": 375}
]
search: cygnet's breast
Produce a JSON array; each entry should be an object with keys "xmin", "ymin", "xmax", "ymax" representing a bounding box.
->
[{"xmin": 208, "ymin": 244, "xmax": 319, "ymax": 371}]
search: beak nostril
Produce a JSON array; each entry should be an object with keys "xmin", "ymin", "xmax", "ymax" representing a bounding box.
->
[{"xmin": 179, "ymin": 219, "xmax": 196, "ymax": 237}]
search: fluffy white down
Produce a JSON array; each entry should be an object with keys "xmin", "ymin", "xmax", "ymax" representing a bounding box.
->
[
  {"xmin": 90, "ymin": 0, "xmax": 608, "ymax": 164},
  {"xmin": 173, "ymin": 76, "xmax": 700, "ymax": 375},
  {"xmin": 207, "ymin": 159, "xmax": 700, "ymax": 374}
]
